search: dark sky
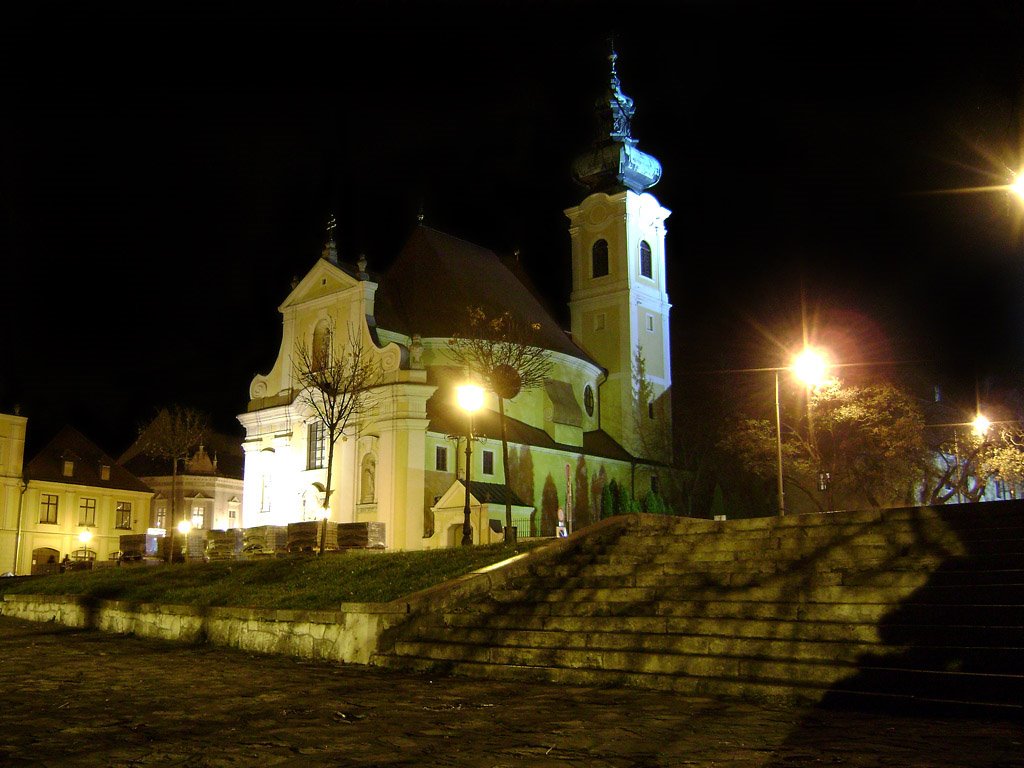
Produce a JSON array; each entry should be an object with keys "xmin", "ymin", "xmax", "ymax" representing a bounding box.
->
[{"xmin": 3, "ymin": 1, "xmax": 1023, "ymax": 458}]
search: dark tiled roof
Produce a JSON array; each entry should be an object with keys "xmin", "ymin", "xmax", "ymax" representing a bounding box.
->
[
  {"xmin": 461, "ymin": 480, "xmax": 528, "ymax": 507},
  {"xmin": 426, "ymin": 385, "xmax": 635, "ymax": 464},
  {"xmin": 27, "ymin": 426, "xmax": 153, "ymax": 494},
  {"xmin": 118, "ymin": 423, "xmax": 245, "ymax": 480},
  {"xmin": 374, "ymin": 226, "xmax": 597, "ymax": 366}
]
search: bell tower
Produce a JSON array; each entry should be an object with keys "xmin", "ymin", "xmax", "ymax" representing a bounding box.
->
[{"xmin": 566, "ymin": 47, "xmax": 672, "ymax": 460}]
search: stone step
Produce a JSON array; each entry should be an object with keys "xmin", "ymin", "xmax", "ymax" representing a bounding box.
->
[
  {"xmin": 521, "ymin": 567, "xmax": 1024, "ymax": 590},
  {"xmin": 609, "ymin": 533, "xmax": 1023, "ymax": 556},
  {"xmin": 490, "ymin": 582, "xmax": 1024, "ymax": 606},
  {"xmin": 400, "ymin": 626, "xmax": 1024, "ymax": 675},
  {"xmin": 384, "ymin": 641, "xmax": 1024, "ymax": 706},
  {"xmin": 437, "ymin": 612, "xmax": 1024, "ymax": 647},
  {"xmin": 474, "ymin": 597, "xmax": 1023, "ymax": 625},
  {"xmin": 650, "ymin": 520, "xmax": 1024, "ymax": 541}
]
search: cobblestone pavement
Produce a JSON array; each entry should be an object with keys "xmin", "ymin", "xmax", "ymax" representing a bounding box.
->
[{"xmin": 0, "ymin": 616, "xmax": 1020, "ymax": 767}]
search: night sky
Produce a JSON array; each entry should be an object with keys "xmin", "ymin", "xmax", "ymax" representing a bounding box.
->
[{"xmin": 3, "ymin": 1, "xmax": 1023, "ymax": 459}]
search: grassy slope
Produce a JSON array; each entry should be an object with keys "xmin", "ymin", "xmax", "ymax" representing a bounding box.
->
[{"xmin": 0, "ymin": 542, "xmax": 542, "ymax": 611}]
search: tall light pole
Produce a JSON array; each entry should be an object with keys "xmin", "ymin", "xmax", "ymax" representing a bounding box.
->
[
  {"xmin": 775, "ymin": 346, "xmax": 831, "ymax": 517},
  {"xmin": 457, "ymin": 383, "xmax": 484, "ymax": 546}
]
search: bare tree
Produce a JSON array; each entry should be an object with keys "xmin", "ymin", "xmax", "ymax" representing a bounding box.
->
[
  {"xmin": 448, "ymin": 306, "xmax": 552, "ymax": 541},
  {"xmin": 293, "ymin": 320, "xmax": 382, "ymax": 555},
  {"xmin": 139, "ymin": 406, "xmax": 209, "ymax": 562}
]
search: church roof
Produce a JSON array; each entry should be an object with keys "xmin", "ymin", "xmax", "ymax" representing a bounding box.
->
[
  {"xmin": 427, "ymin": 389, "xmax": 635, "ymax": 464},
  {"xmin": 27, "ymin": 425, "xmax": 152, "ymax": 494},
  {"xmin": 374, "ymin": 225, "xmax": 597, "ymax": 366},
  {"xmin": 460, "ymin": 480, "xmax": 529, "ymax": 508}
]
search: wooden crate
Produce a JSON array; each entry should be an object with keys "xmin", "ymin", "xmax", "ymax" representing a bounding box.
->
[
  {"xmin": 337, "ymin": 522, "xmax": 386, "ymax": 550},
  {"xmin": 287, "ymin": 520, "xmax": 337, "ymax": 553},
  {"xmin": 206, "ymin": 529, "xmax": 244, "ymax": 560},
  {"xmin": 243, "ymin": 525, "xmax": 288, "ymax": 555}
]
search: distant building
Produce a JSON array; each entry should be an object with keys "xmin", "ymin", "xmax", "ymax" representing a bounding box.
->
[
  {"xmin": 0, "ymin": 418, "xmax": 153, "ymax": 575},
  {"xmin": 237, "ymin": 50, "xmax": 673, "ymax": 549},
  {"xmin": 118, "ymin": 420, "xmax": 245, "ymax": 534}
]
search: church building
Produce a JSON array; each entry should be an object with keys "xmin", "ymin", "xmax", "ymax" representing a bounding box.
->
[{"xmin": 237, "ymin": 51, "xmax": 673, "ymax": 550}]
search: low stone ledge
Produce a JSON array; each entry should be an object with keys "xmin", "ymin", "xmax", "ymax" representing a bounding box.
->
[{"xmin": 0, "ymin": 594, "xmax": 407, "ymax": 665}]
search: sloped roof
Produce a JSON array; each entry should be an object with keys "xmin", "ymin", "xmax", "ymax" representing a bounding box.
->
[
  {"xmin": 27, "ymin": 426, "xmax": 152, "ymax": 494},
  {"xmin": 462, "ymin": 480, "xmax": 528, "ymax": 507},
  {"xmin": 373, "ymin": 225, "xmax": 597, "ymax": 365},
  {"xmin": 118, "ymin": 419, "xmax": 245, "ymax": 480},
  {"xmin": 426, "ymin": 386, "xmax": 635, "ymax": 464}
]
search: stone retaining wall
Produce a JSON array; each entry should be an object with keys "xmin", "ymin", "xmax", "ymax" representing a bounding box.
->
[{"xmin": 0, "ymin": 517, "xmax": 633, "ymax": 665}]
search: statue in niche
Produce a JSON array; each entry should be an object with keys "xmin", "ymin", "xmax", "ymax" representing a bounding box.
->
[
  {"xmin": 409, "ymin": 333, "xmax": 424, "ymax": 369},
  {"xmin": 360, "ymin": 454, "xmax": 376, "ymax": 504}
]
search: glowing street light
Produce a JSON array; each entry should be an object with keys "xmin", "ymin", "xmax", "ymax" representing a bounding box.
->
[
  {"xmin": 972, "ymin": 413, "xmax": 991, "ymax": 437},
  {"xmin": 457, "ymin": 383, "xmax": 485, "ymax": 546},
  {"xmin": 1010, "ymin": 172, "xmax": 1024, "ymax": 204},
  {"xmin": 793, "ymin": 346, "xmax": 829, "ymax": 388},
  {"xmin": 77, "ymin": 528, "xmax": 93, "ymax": 546},
  {"xmin": 775, "ymin": 346, "xmax": 832, "ymax": 516}
]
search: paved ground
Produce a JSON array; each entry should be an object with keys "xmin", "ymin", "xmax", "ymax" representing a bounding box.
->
[{"xmin": 0, "ymin": 616, "xmax": 1020, "ymax": 767}]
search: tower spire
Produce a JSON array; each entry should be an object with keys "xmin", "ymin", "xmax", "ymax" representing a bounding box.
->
[
  {"xmin": 571, "ymin": 43, "xmax": 661, "ymax": 194},
  {"xmin": 321, "ymin": 213, "xmax": 339, "ymax": 265}
]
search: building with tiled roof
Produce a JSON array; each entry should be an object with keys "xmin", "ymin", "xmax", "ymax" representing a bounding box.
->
[
  {"xmin": 237, "ymin": 50, "xmax": 673, "ymax": 549},
  {"xmin": 1, "ymin": 420, "xmax": 154, "ymax": 574}
]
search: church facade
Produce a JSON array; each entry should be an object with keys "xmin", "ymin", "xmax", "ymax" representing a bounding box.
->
[{"xmin": 237, "ymin": 52, "xmax": 673, "ymax": 550}]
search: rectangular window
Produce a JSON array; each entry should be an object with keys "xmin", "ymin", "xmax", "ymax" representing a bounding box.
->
[
  {"xmin": 482, "ymin": 450, "xmax": 494, "ymax": 476},
  {"xmin": 115, "ymin": 501, "xmax": 132, "ymax": 530},
  {"xmin": 307, "ymin": 422, "xmax": 326, "ymax": 470},
  {"xmin": 155, "ymin": 506, "xmax": 167, "ymax": 529},
  {"xmin": 228, "ymin": 508, "xmax": 236, "ymax": 520},
  {"xmin": 79, "ymin": 497, "xmax": 97, "ymax": 526},
  {"xmin": 435, "ymin": 445, "xmax": 448, "ymax": 471},
  {"xmin": 62, "ymin": 460, "xmax": 74, "ymax": 477},
  {"xmin": 191, "ymin": 504, "xmax": 205, "ymax": 530},
  {"xmin": 646, "ymin": 314, "xmax": 654, "ymax": 332},
  {"xmin": 39, "ymin": 494, "xmax": 58, "ymax": 524},
  {"xmin": 100, "ymin": 465, "xmax": 111, "ymax": 481}
]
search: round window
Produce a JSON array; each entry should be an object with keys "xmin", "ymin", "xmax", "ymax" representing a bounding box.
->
[{"xmin": 584, "ymin": 385, "xmax": 595, "ymax": 417}]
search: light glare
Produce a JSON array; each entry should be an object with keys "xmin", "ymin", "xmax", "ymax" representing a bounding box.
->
[
  {"xmin": 972, "ymin": 414, "xmax": 991, "ymax": 437},
  {"xmin": 792, "ymin": 347, "xmax": 828, "ymax": 387},
  {"xmin": 456, "ymin": 383, "xmax": 485, "ymax": 413}
]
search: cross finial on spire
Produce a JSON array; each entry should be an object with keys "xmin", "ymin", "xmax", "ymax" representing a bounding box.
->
[
  {"xmin": 326, "ymin": 213, "xmax": 337, "ymax": 239},
  {"xmin": 417, "ymin": 201, "xmax": 425, "ymax": 224},
  {"xmin": 322, "ymin": 213, "xmax": 339, "ymax": 264}
]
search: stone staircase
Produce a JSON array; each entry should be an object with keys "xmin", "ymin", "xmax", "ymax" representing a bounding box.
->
[{"xmin": 372, "ymin": 502, "xmax": 1024, "ymax": 714}]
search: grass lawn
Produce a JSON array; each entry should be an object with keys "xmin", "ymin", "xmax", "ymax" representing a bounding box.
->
[{"xmin": 0, "ymin": 541, "xmax": 545, "ymax": 611}]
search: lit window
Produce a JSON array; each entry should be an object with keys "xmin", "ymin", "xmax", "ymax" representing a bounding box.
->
[
  {"xmin": 155, "ymin": 506, "xmax": 166, "ymax": 529},
  {"xmin": 116, "ymin": 501, "xmax": 133, "ymax": 530},
  {"xmin": 62, "ymin": 460, "xmax": 74, "ymax": 477},
  {"xmin": 100, "ymin": 465, "xmax": 111, "ymax": 481},
  {"xmin": 592, "ymin": 239, "xmax": 609, "ymax": 278},
  {"xmin": 435, "ymin": 445, "xmax": 448, "ymax": 472},
  {"xmin": 482, "ymin": 450, "xmax": 494, "ymax": 476},
  {"xmin": 191, "ymin": 504, "xmax": 205, "ymax": 529},
  {"xmin": 78, "ymin": 498, "xmax": 97, "ymax": 526},
  {"xmin": 307, "ymin": 422, "xmax": 326, "ymax": 469},
  {"xmin": 639, "ymin": 241, "xmax": 652, "ymax": 278},
  {"xmin": 39, "ymin": 494, "xmax": 58, "ymax": 524},
  {"xmin": 228, "ymin": 508, "xmax": 236, "ymax": 520}
]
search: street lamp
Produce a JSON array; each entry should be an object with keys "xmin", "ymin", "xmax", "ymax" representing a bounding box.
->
[
  {"xmin": 972, "ymin": 413, "xmax": 991, "ymax": 437},
  {"xmin": 177, "ymin": 519, "xmax": 192, "ymax": 562},
  {"xmin": 456, "ymin": 382, "xmax": 485, "ymax": 546},
  {"xmin": 775, "ymin": 346, "xmax": 831, "ymax": 516}
]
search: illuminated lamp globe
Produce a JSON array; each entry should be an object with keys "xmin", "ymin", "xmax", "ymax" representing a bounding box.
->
[
  {"xmin": 972, "ymin": 414, "xmax": 991, "ymax": 437},
  {"xmin": 78, "ymin": 528, "xmax": 93, "ymax": 545},
  {"xmin": 793, "ymin": 347, "xmax": 829, "ymax": 387},
  {"xmin": 177, "ymin": 520, "xmax": 193, "ymax": 536},
  {"xmin": 1011, "ymin": 173, "xmax": 1024, "ymax": 203},
  {"xmin": 456, "ymin": 383, "xmax": 485, "ymax": 414}
]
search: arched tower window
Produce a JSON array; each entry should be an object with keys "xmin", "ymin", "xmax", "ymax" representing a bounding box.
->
[
  {"xmin": 312, "ymin": 320, "xmax": 331, "ymax": 371},
  {"xmin": 639, "ymin": 240, "xmax": 652, "ymax": 279},
  {"xmin": 591, "ymin": 239, "xmax": 609, "ymax": 278}
]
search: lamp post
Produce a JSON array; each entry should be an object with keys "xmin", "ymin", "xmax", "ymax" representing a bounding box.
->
[
  {"xmin": 457, "ymin": 383, "xmax": 484, "ymax": 546},
  {"xmin": 176, "ymin": 519, "xmax": 192, "ymax": 562},
  {"xmin": 774, "ymin": 346, "xmax": 830, "ymax": 517}
]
